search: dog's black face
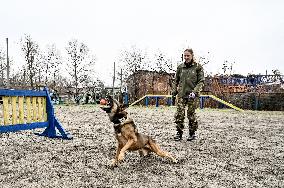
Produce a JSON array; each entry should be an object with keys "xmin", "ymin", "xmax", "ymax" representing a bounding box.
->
[
  {"xmin": 100, "ymin": 98, "xmax": 114, "ymax": 113},
  {"xmin": 100, "ymin": 96, "xmax": 128, "ymax": 124}
]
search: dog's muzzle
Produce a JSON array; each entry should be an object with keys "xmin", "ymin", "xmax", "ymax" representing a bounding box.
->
[{"xmin": 100, "ymin": 106, "xmax": 112, "ymax": 113}]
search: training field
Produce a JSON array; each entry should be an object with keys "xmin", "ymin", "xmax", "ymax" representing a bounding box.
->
[{"xmin": 0, "ymin": 105, "xmax": 283, "ymax": 187}]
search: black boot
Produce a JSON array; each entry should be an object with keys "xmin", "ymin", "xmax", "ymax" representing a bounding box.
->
[
  {"xmin": 187, "ymin": 131, "xmax": 197, "ymax": 141},
  {"xmin": 174, "ymin": 130, "xmax": 183, "ymax": 141}
]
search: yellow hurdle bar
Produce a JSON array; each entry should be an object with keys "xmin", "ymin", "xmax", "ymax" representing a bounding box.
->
[
  {"xmin": 43, "ymin": 97, "xmax": 47, "ymax": 121},
  {"xmin": 38, "ymin": 97, "xmax": 43, "ymax": 122},
  {"xmin": 130, "ymin": 94, "xmax": 172, "ymax": 107},
  {"xmin": 3, "ymin": 97, "xmax": 10, "ymax": 125},
  {"xmin": 1, "ymin": 96, "xmax": 49, "ymax": 126},
  {"xmin": 206, "ymin": 95, "xmax": 244, "ymax": 112},
  {"xmin": 11, "ymin": 96, "xmax": 18, "ymax": 125},
  {"xmin": 32, "ymin": 97, "xmax": 37, "ymax": 122},
  {"xmin": 18, "ymin": 97, "xmax": 24, "ymax": 124},
  {"xmin": 26, "ymin": 97, "xmax": 32, "ymax": 123}
]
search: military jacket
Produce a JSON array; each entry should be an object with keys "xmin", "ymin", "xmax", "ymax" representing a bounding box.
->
[{"xmin": 173, "ymin": 61, "xmax": 205, "ymax": 98}]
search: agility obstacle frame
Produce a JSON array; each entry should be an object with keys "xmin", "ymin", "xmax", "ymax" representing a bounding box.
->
[
  {"xmin": 0, "ymin": 87, "xmax": 72, "ymax": 139},
  {"xmin": 130, "ymin": 94, "xmax": 243, "ymax": 112}
]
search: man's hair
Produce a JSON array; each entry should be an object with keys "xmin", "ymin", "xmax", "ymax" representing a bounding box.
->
[{"xmin": 184, "ymin": 48, "xmax": 193, "ymax": 54}]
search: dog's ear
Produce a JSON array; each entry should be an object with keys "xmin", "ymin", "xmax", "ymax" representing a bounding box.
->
[
  {"xmin": 105, "ymin": 95, "xmax": 111, "ymax": 103},
  {"xmin": 107, "ymin": 95, "xmax": 113, "ymax": 102}
]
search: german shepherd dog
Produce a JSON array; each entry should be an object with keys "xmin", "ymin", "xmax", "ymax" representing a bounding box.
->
[{"xmin": 100, "ymin": 96, "xmax": 177, "ymax": 166}]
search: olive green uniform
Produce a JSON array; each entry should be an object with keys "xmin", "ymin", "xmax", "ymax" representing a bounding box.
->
[{"xmin": 172, "ymin": 61, "xmax": 205, "ymax": 133}]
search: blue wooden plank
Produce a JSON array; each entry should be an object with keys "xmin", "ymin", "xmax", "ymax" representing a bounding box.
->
[
  {"xmin": 45, "ymin": 87, "xmax": 56, "ymax": 137},
  {"xmin": 0, "ymin": 89, "xmax": 47, "ymax": 97},
  {"xmin": 0, "ymin": 122, "xmax": 48, "ymax": 133},
  {"xmin": 39, "ymin": 88, "xmax": 73, "ymax": 139},
  {"xmin": 54, "ymin": 117, "xmax": 73, "ymax": 139}
]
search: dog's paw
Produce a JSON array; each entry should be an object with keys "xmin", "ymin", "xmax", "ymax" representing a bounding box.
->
[
  {"xmin": 110, "ymin": 159, "xmax": 118, "ymax": 167},
  {"xmin": 118, "ymin": 153, "xmax": 125, "ymax": 161},
  {"xmin": 172, "ymin": 158, "xmax": 178, "ymax": 163}
]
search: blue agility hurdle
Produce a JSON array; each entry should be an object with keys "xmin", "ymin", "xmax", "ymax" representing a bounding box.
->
[
  {"xmin": 129, "ymin": 94, "xmax": 243, "ymax": 112},
  {"xmin": 129, "ymin": 94, "xmax": 172, "ymax": 107},
  {"xmin": 0, "ymin": 87, "xmax": 72, "ymax": 139}
]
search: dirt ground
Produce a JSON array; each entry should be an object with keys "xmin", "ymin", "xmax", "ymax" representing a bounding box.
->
[{"xmin": 0, "ymin": 105, "xmax": 283, "ymax": 188}]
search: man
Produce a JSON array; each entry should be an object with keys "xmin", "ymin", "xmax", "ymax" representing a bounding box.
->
[{"xmin": 172, "ymin": 48, "xmax": 205, "ymax": 141}]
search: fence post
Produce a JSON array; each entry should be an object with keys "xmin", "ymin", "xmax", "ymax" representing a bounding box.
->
[
  {"xmin": 155, "ymin": 97, "xmax": 159, "ymax": 107},
  {"xmin": 199, "ymin": 96, "xmax": 204, "ymax": 109},
  {"xmin": 123, "ymin": 92, "xmax": 129, "ymax": 105},
  {"xmin": 167, "ymin": 97, "xmax": 172, "ymax": 106},
  {"xmin": 145, "ymin": 96, "xmax": 149, "ymax": 107}
]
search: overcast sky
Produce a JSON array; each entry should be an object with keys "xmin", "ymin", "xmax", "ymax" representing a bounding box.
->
[{"xmin": 1, "ymin": 0, "xmax": 284, "ymax": 86}]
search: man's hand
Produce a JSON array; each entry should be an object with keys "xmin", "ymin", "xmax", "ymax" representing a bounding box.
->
[
  {"xmin": 171, "ymin": 90, "xmax": 177, "ymax": 105},
  {"xmin": 188, "ymin": 92, "xmax": 196, "ymax": 99}
]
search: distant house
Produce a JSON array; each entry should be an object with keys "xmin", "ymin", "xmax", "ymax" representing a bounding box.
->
[
  {"xmin": 104, "ymin": 86, "xmax": 121, "ymax": 98},
  {"xmin": 126, "ymin": 70, "xmax": 174, "ymax": 102}
]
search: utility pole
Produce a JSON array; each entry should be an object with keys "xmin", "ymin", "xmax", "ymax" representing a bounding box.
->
[
  {"xmin": 112, "ymin": 62, "xmax": 115, "ymax": 98},
  {"xmin": 120, "ymin": 68, "xmax": 123, "ymax": 103},
  {"xmin": 0, "ymin": 56, "xmax": 3, "ymax": 86},
  {"xmin": 6, "ymin": 38, "xmax": 10, "ymax": 88},
  {"xmin": 45, "ymin": 62, "xmax": 49, "ymax": 85},
  {"xmin": 39, "ymin": 68, "xmax": 41, "ymax": 86},
  {"xmin": 120, "ymin": 68, "xmax": 122, "ymax": 91},
  {"xmin": 222, "ymin": 60, "xmax": 228, "ymax": 75}
]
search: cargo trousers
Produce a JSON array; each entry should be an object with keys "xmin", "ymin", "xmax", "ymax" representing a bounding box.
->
[{"xmin": 174, "ymin": 97, "xmax": 198, "ymax": 133}]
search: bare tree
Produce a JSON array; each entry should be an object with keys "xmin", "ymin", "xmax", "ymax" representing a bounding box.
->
[
  {"xmin": 197, "ymin": 51, "xmax": 211, "ymax": 66},
  {"xmin": 21, "ymin": 34, "xmax": 39, "ymax": 89},
  {"xmin": 33, "ymin": 50, "xmax": 46, "ymax": 87},
  {"xmin": 45, "ymin": 44, "xmax": 62, "ymax": 88},
  {"xmin": 0, "ymin": 48, "xmax": 6, "ymax": 86},
  {"xmin": 154, "ymin": 52, "xmax": 175, "ymax": 73},
  {"xmin": 272, "ymin": 69, "xmax": 283, "ymax": 83},
  {"xmin": 119, "ymin": 46, "xmax": 147, "ymax": 77},
  {"xmin": 118, "ymin": 46, "xmax": 148, "ymax": 101},
  {"xmin": 151, "ymin": 52, "xmax": 175, "ymax": 94},
  {"xmin": 65, "ymin": 39, "xmax": 95, "ymax": 103}
]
